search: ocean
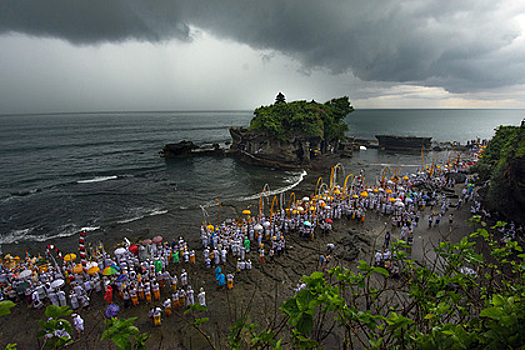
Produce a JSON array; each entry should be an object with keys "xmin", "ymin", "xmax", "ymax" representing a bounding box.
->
[{"xmin": 1, "ymin": 109, "xmax": 523, "ymax": 252}]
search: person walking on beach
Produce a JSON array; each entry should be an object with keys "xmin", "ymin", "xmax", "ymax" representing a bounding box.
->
[
  {"xmin": 384, "ymin": 232, "xmax": 391, "ymax": 248},
  {"xmin": 72, "ymin": 313, "xmax": 85, "ymax": 338},
  {"xmin": 198, "ymin": 287, "xmax": 206, "ymax": 307}
]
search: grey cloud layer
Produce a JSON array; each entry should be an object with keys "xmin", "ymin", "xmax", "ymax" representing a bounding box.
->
[{"xmin": 2, "ymin": 0, "xmax": 523, "ymax": 93}]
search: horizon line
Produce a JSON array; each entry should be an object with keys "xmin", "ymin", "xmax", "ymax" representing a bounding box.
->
[{"xmin": 1, "ymin": 107, "xmax": 525, "ymax": 118}]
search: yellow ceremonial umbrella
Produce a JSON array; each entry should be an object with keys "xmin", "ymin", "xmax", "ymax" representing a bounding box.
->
[
  {"xmin": 206, "ymin": 224, "xmax": 214, "ymax": 230},
  {"xmin": 242, "ymin": 209, "xmax": 251, "ymax": 215},
  {"xmin": 309, "ymin": 206, "xmax": 316, "ymax": 211},
  {"xmin": 403, "ymin": 176, "xmax": 409, "ymax": 180},
  {"xmin": 373, "ymin": 188, "xmax": 379, "ymax": 193},
  {"xmin": 72, "ymin": 264, "xmax": 84, "ymax": 274},
  {"xmin": 292, "ymin": 210, "xmax": 298, "ymax": 214},
  {"xmin": 319, "ymin": 202, "xmax": 327, "ymax": 207},
  {"xmin": 386, "ymin": 189, "xmax": 393, "ymax": 194},
  {"xmin": 389, "ymin": 197, "xmax": 396, "ymax": 202},
  {"xmin": 64, "ymin": 253, "xmax": 77, "ymax": 262},
  {"xmin": 352, "ymin": 194, "xmax": 359, "ymax": 199},
  {"xmin": 333, "ymin": 189, "xmax": 341, "ymax": 195},
  {"xmin": 87, "ymin": 266, "xmax": 100, "ymax": 275},
  {"xmin": 360, "ymin": 191, "xmax": 368, "ymax": 197}
]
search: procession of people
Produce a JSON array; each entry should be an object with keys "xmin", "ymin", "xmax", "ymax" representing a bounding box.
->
[{"xmin": 1, "ymin": 144, "xmax": 521, "ymax": 341}]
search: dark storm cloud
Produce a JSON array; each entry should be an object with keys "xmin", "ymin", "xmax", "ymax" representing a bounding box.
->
[
  {"xmin": 2, "ymin": 0, "xmax": 523, "ymax": 93},
  {"xmin": 0, "ymin": 0, "xmax": 191, "ymax": 43}
]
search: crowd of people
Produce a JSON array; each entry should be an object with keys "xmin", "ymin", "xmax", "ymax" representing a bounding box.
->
[{"xmin": 1, "ymin": 146, "xmax": 522, "ymax": 340}]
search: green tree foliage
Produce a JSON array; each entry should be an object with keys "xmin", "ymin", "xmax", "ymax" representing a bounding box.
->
[
  {"xmin": 0, "ymin": 300, "xmax": 15, "ymax": 317},
  {"xmin": 474, "ymin": 124, "xmax": 524, "ymax": 214},
  {"xmin": 249, "ymin": 97, "xmax": 353, "ymax": 141},
  {"xmin": 36, "ymin": 305, "xmax": 74, "ymax": 349},
  {"xmin": 101, "ymin": 317, "xmax": 149, "ymax": 350},
  {"xmin": 237, "ymin": 218, "xmax": 525, "ymax": 349}
]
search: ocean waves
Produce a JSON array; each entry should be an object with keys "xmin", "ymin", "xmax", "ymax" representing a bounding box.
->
[
  {"xmin": 77, "ymin": 175, "xmax": 118, "ymax": 184},
  {"xmin": 238, "ymin": 170, "xmax": 308, "ymax": 202},
  {"xmin": 116, "ymin": 208, "xmax": 168, "ymax": 224},
  {"xmin": 0, "ymin": 225, "xmax": 101, "ymax": 245}
]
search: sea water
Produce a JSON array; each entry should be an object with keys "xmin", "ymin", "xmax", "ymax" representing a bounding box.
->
[{"xmin": 0, "ymin": 109, "xmax": 523, "ymax": 249}]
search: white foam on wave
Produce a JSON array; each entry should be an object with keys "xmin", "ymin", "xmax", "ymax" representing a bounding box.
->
[
  {"xmin": 77, "ymin": 175, "xmax": 118, "ymax": 184},
  {"xmin": 239, "ymin": 169, "xmax": 308, "ymax": 202},
  {"xmin": 117, "ymin": 208, "xmax": 168, "ymax": 224},
  {"xmin": 0, "ymin": 225, "xmax": 100, "ymax": 245},
  {"xmin": 80, "ymin": 226, "xmax": 101, "ymax": 232}
]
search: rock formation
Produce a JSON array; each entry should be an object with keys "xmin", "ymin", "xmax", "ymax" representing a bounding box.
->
[{"xmin": 229, "ymin": 126, "xmax": 353, "ymax": 169}]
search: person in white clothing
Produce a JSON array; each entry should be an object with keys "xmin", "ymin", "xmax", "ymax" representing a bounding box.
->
[{"xmin": 72, "ymin": 313, "xmax": 85, "ymax": 337}]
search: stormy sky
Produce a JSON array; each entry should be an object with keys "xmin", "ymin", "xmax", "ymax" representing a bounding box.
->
[{"xmin": 1, "ymin": 1, "xmax": 524, "ymax": 114}]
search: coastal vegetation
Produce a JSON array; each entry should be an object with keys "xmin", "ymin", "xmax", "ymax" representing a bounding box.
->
[
  {"xmin": 217, "ymin": 219, "xmax": 525, "ymax": 349},
  {"xmin": 248, "ymin": 96, "xmax": 353, "ymax": 141},
  {"xmin": 473, "ymin": 124, "xmax": 525, "ymax": 221}
]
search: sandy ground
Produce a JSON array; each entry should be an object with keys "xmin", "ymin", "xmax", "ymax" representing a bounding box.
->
[{"xmin": 0, "ymin": 170, "xmax": 478, "ymax": 350}]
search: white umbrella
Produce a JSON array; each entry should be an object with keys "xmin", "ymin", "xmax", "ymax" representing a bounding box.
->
[
  {"xmin": 254, "ymin": 223, "xmax": 264, "ymax": 232},
  {"xmin": 302, "ymin": 196, "xmax": 310, "ymax": 202},
  {"xmin": 394, "ymin": 201, "xmax": 405, "ymax": 207},
  {"xmin": 114, "ymin": 248, "xmax": 126, "ymax": 256},
  {"xmin": 18, "ymin": 269, "xmax": 32, "ymax": 280},
  {"xmin": 263, "ymin": 221, "xmax": 271, "ymax": 228},
  {"xmin": 50, "ymin": 279, "xmax": 65, "ymax": 290},
  {"xmin": 324, "ymin": 205, "xmax": 332, "ymax": 210}
]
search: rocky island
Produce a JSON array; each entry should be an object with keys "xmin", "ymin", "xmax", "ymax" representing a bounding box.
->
[{"xmin": 228, "ymin": 93, "xmax": 355, "ymax": 169}]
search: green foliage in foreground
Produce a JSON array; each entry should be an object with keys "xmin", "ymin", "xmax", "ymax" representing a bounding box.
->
[
  {"xmin": 101, "ymin": 317, "xmax": 149, "ymax": 350},
  {"xmin": 219, "ymin": 218, "xmax": 524, "ymax": 349},
  {"xmin": 36, "ymin": 305, "xmax": 74, "ymax": 349},
  {"xmin": 249, "ymin": 97, "xmax": 353, "ymax": 141},
  {"xmin": 473, "ymin": 124, "xmax": 525, "ymax": 215},
  {"xmin": 0, "ymin": 300, "xmax": 15, "ymax": 317}
]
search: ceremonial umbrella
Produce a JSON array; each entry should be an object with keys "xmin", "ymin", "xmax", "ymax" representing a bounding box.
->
[
  {"xmin": 87, "ymin": 266, "xmax": 100, "ymax": 275},
  {"xmin": 64, "ymin": 253, "xmax": 77, "ymax": 262},
  {"xmin": 304, "ymin": 221, "xmax": 312, "ymax": 226},
  {"xmin": 114, "ymin": 248, "xmax": 126, "ymax": 256},
  {"xmin": 16, "ymin": 281, "xmax": 30, "ymax": 293},
  {"xmin": 50, "ymin": 279, "xmax": 65, "ymax": 290},
  {"xmin": 116, "ymin": 274, "xmax": 128, "ymax": 283},
  {"xmin": 325, "ymin": 218, "xmax": 333, "ymax": 224},
  {"xmin": 102, "ymin": 266, "xmax": 118, "ymax": 276},
  {"xmin": 360, "ymin": 191, "xmax": 368, "ymax": 197},
  {"xmin": 17, "ymin": 269, "xmax": 32, "ymax": 280},
  {"xmin": 296, "ymin": 206, "xmax": 305, "ymax": 213},
  {"xmin": 105, "ymin": 304, "xmax": 120, "ymax": 318},
  {"xmin": 389, "ymin": 198, "xmax": 397, "ymax": 202},
  {"xmin": 142, "ymin": 239, "xmax": 153, "ymax": 245},
  {"xmin": 403, "ymin": 176, "xmax": 410, "ymax": 180},
  {"xmin": 242, "ymin": 210, "xmax": 251, "ymax": 215},
  {"xmin": 128, "ymin": 245, "xmax": 139, "ymax": 255},
  {"xmin": 152, "ymin": 235, "xmax": 163, "ymax": 244},
  {"xmin": 352, "ymin": 194, "xmax": 359, "ymax": 199},
  {"xmin": 333, "ymin": 189, "xmax": 341, "ymax": 195},
  {"xmin": 254, "ymin": 223, "xmax": 263, "ymax": 232},
  {"xmin": 386, "ymin": 189, "xmax": 393, "ymax": 194},
  {"xmin": 206, "ymin": 224, "xmax": 214, "ymax": 231},
  {"xmin": 302, "ymin": 196, "xmax": 310, "ymax": 202},
  {"xmin": 72, "ymin": 264, "xmax": 84, "ymax": 274}
]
